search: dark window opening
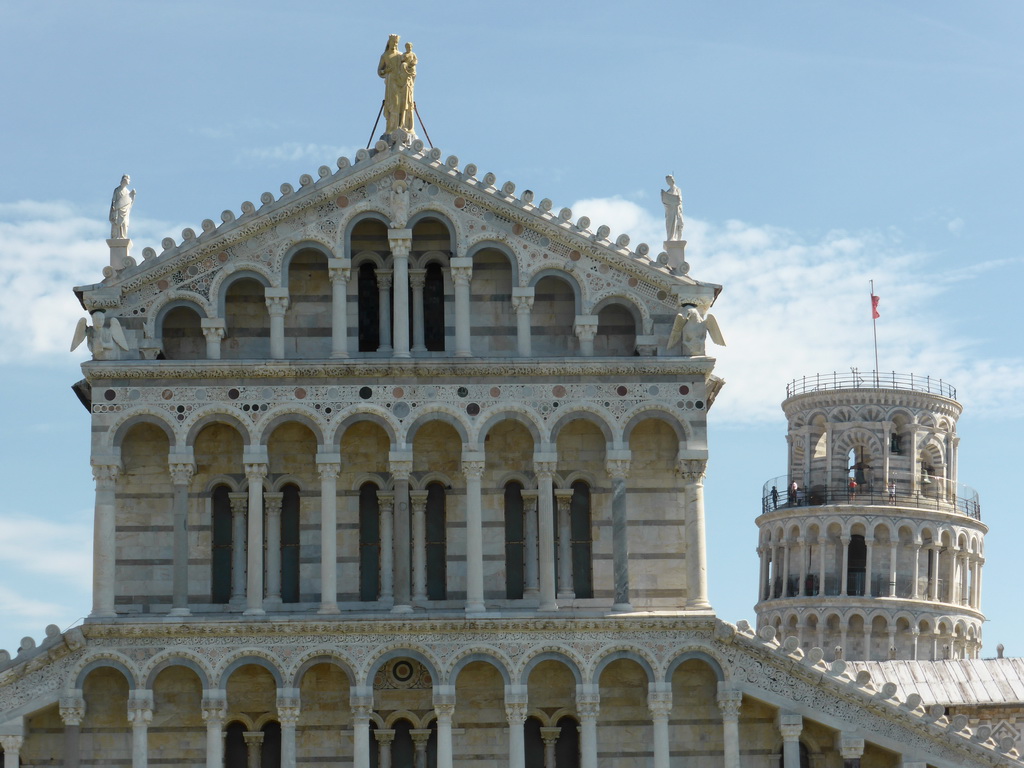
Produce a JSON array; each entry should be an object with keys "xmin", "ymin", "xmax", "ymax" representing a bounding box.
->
[
  {"xmin": 426, "ymin": 482, "xmax": 447, "ymax": 600},
  {"xmin": 359, "ymin": 484, "xmax": 381, "ymax": 601},
  {"xmin": 358, "ymin": 262, "xmax": 380, "ymax": 351},
  {"xmin": 281, "ymin": 484, "xmax": 300, "ymax": 603},
  {"xmin": 505, "ymin": 481, "xmax": 525, "ymax": 599},
  {"xmin": 211, "ymin": 485, "xmax": 232, "ymax": 603},
  {"xmin": 847, "ymin": 534, "xmax": 867, "ymax": 596},
  {"xmin": 424, "ymin": 262, "xmax": 446, "ymax": 351},
  {"xmin": 570, "ymin": 481, "xmax": 593, "ymax": 598}
]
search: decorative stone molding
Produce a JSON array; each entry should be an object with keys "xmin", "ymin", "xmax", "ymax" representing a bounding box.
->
[
  {"xmin": 59, "ymin": 694, "xmax": 86, "ymax": 726},
  {"xmin": 676, "ymin": 459, "xmax": 706, "ymax": 482}
]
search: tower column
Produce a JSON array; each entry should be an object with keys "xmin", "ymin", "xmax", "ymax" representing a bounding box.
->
[
  {"xmin": 864, "ymin": 539, "xmax": 874, "ymax": 597},
  {"xmin": 679, "ymin": 458, "xmax": 710, "ymax": 608},
  {"xmin": 128, "ymin": 691, "xmax": 153, "ymax": 768},
  {"xmin": 782, "ymin": 539, "xmax": 792, "ymax": 596},
  {"xmin": 390, "ymin": 453, "xmax": 412, "ymax": 610},
  {"xmin": 0, "ymin": 735, "xmax": 23, "ymax": 768},
  {"xmin": 350, "ymin": 687, "xmax": 374, "ymax": 768},
  {"xmin": 647, "ymin": 683, "xmax": 672, "ymax": 768},
  {"xmin": 377, "ymin": 270, "xmax": 393, "ymax": 352},
  {"xmin": 277, "ymin": 689, "xmax": 300, "ymax": 768},
  {"xmin": 201, "ymin": 318, "xmax": 226, "ymax": 359},
  {"xmin": 757, "ymin": 546, "xmax": 769, "ymax": 601},
  {"xmin": 378, "ymin": 491, "xmax": 395, "ymax": 604},
  {"xmin": 512, "ymin": 287, "xmax": 534, "ymax": 357},
  {"xmin": 92, "ymin": 458, "xmax": 121, "ymax": 617},
  {"xmin": 889, "ymin": 540, "xmax": 898, "ymax": 597},
  {"xmin": 534, "ymin": 454, "xmax": 558, "ymax": 611},
  {"xmin": 229, "ymin": 492, "xmax": 248, "ymax": 605},
  {"xmin": 840, "ymin": 733, "xmax": 865, "ymax": 768},
  {"xmin": 409, "ymin": 268, "xmax": 427, "ymax": 352},
  {"xmin": 717, "ymin": 685, "xmax": 743, "ymax": 768},
  {"xmin": 409, "ymin": 490, "xmax": 428, "ymax": 603},
  {"xmin": 911, "ymin": 539, "xmax": 922, "ymax": 599},
  {"xmin": 201, "ymin": 691, "xmax": 227, "ymax": 768},
  {"xmin": 264, "ymin": 492, "xmax": 284, "ymax": 608},
  {"xmin": 778, "ymin": 713, "xmax": 803, "ymax": 768},
  {"xmin": 265, "ymin": 288, "xmax": 289, "ymax": 360},
  {"xmin": 60, "ymin": 694, "xmax": 85, "ymax": 768},
  {"xmin": 504, "ymin": 685, "xmax": 529, "ymax": 768},
  {"xmin": 522, "ymin": 490, "xmax": 540, "ymax": 597},
  {"xmin": 818, "ymin": 536, "xmax": 827, "ymax": 598},
  {"xmin": 573, "ymin": 315, "xmax": 598, "ymax": 357},
  {"xmin": 317, "ymin": 453, "xmax": 341, "ymax": 613},
  {"xmin": 433, "ymin": 686, "xmax": 455, "ymax": 768},
  {"xmin": 840, "ymin": 536, "xmax": 851, "ymax": 596},
  {"xmin": 327, "ymin": 258, "xmax": 351, "ymax": 358},
  {"xmin": 555, "ymin": 489, "xmax": 574, "ymax": 600},
  {"xmin": 374, "ymin": 730, "xmax": 395, "ymax": 768},
  {"xmin": 797, "ymin": 536, "xmax": 808, "ymax": 597},
  {"xmin": 576, "ymin": 685, "xmax": 600, "ymax": 768},
  {"xmin": 244, "ymin": 456, "xmax": 268, "ymax": 616},
  {"xmin": 463, "ymin": 453, "xmax": 486, "ymax": 614},
  {"xmin": 450, "ymin": 257, "xmax": 473, "ymax": 356},
  {"xmin": 607, "ymin": 452, "xmax": 632, "ymax": 610},
  {"xmin": 169, "ymin": 454, "xmax": 195, "ymax": 616},
  {"xmin": 389, "ymin": 229, "xmax": 411, "ymax": 358}
]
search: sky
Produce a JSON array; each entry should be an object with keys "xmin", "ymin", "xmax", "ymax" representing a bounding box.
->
[{"xmin": 1, "ymin": 2, "xmax": 1022, "ymax": 657}]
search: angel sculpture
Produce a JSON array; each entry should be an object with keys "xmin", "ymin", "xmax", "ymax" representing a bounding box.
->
[
  {"xmin": 71, "ymin": 311, "xmax": 129, "ymax": 360},
  {"xmin": 667, "ymin": 305, "xmax": 726, "ymax": 356}
]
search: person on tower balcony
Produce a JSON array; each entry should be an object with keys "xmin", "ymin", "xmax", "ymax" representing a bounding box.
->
[{"xmin": 848, "ymin": 477, "xmax": 858, "ymax": 500}]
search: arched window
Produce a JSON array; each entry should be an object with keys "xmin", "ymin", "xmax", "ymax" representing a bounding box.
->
[
  {"xmin": 570, "ymin": 481, "xmax": 593, "ymax": 599},
  {"xmin": 554, "ymin": 715, "xmax": 581, "ymax": 767},
  {"xmin": 358, "ymin": 262, "xmax": 380, "ymax": 352},
  {"xmin": 391, "ymin": 719, "xmax": 414, "ymax": 768},
  {"xmin": 281, "ymin": 484, "xmax": 300, "ymax": 604},
  {"xmin": 161, "ymin": 305, "xmax": 205, "ymax": 359},
  {"xmin": 426, "ymin": 482, "xmax": 447, "ymax": 600},
  {"xmin": 504, "ymin": 481, "xmax": 525, "ymax": 599},
  {"xmin": 224, "ymin": 722, "xmax": 247, "ymax": 768},
  {"xmin": 261, "ymin": 721, "xmax": 282, "ymax": 768},
  {"xmin": 359, "ymin": 484, "xmax": 381, "ymax": 602},
  {"xmin": 424, "ymin": 262, "xmax": 446, "ymax": 351},
  {"xmin": 211, "ymin": 485, "xmax": 233, "ymax": 603},
  {"xmin": 847, "ymin": 534, "xmax": 866, "ymax": 596}
]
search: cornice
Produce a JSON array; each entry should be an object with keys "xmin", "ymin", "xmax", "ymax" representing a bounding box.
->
[{"xmin": 783, "ymin": 388, "xmax": 963, "ymax": 420}]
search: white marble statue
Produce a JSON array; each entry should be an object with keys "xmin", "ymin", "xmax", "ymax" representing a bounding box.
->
[
  {"xmin": 109, "ymin": 175, "xmax": 136, "ymax": 239},
  {"xmin": 71, "ymin": 311, "xmax": 129, "ymax": 359},
  {"xmin": 378, "ymin": 35, "xmax": 416, "ymax": 134},
  {"xmin": 667, "ymin": 305, "xmax": 726, "ymax": 356},
  {"xmin": 390, "ymin": 180, "xmax": 410, "ymax": 228},
  {"xmin": 661, "ymin": 175, "xmax": 684, "ymax": 241}
]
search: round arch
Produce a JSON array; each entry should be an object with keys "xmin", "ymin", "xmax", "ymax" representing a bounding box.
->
[
  {"xmin": 280, "ymin": 240, "xmax": 336, "ymax": 286},
  {"xmin": 258, "ymin": 409, "xmax": 327, "ymax": 447},
  {"xmin": 110, "ymin": 412, "xmax": 178, "ymax": 450},
  {"xmin": 447, "ymin": 650, "xmax": 513, "ymax": 687},
  {"xmin": 519, "ymin": 650, "xmax": 583, "ymax": 686},
  {"xmin": 185, "ymin": 409, "xmax": 253, "ymax": 447},
  {"xmin": 663, "ymin": 650, "xmax": 726, "ymax": 683},
  {"xmin": 74, "ymin": 656, "xmax": 137, "ymax": 690},
  {"xmin": 548, "ymin": 408, "xmax": 614, "ymax": 445},
  {"xmin": 144, "ymin": 654, "xmax": 211, "ymax": 689},
  {"xmin": 364, "ymin": 648, "xmax": 441, "ymax": 689},
  {"xmin": 290, "ymin": 653, "xmax": 357, "ymax": 689},
  {"xmin": 465, "ymin": 239, "xmax": 520, "ymax": 287},
  {"xmin": 475, "ymin": 408, "xmax": 544, "ymax": 447},
  {"xmin": 590, "ymin": 648, "xmax": 656, "ymax": 686},
  {"xmin": 527, "ymin": 269, "xmax": 583, "ymax": 312},
  {"xmin": 218, "ymin": 654, "xmax": 285, "ymax": 689}
]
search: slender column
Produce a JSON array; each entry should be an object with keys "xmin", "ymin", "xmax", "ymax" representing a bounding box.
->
[
  {"xmin": 647, "ymin": 683, "xmax": 672, "ymax": 768},
  {"xmin": 463, "ymin": 454, "xmax": 487, "ymax": 613},
  {"xmin": 554, "ymin": 489, "xmax": 574, "ymax": 599},
  {"xmin": 350, "ymin": 687, "xmax": 374, "ymax": 768},
  {"xmin": 782, "ymin": 541, "xmax": 792, "ymax": 596},
  {"xmin": 863, "ymin": 627, "xmax": 872, "ymax": 660},
  {"xmin": 229, "ymin": 493, "xmax": 248, "ymax": 606},
  {"xmin": 818, "ymin": 536, "xmax": 827, "ymax": 597},
  {"xmin": 265, "ymin": 288, "xmax": 289, "ymax": 360},
  {"xmin": 390, "ymin": 454, "xmax": 412, "ymax": 610},
  {"xmin": 576, "ymin": 685, "xmax": 600, "ymax": 768},
  {"xmin": 573, "ymin": 315, "xmax": 598, "ymax": 357},
  {"xmin": 327, "ymin": 258, "xmax": 351, "ymax": 358},
  {"xmin": 91, "ymin": 460, "xmax": 121, "ymax": 617},
  {"xmin": 409, "ymin": 269, "xmax": 427, "ymax": 352},
  {"xmin": 960, "ymin": 555, "xmax": 969, "ymax": 605},
  {"xmin": 450, "ymin": 257, "xmax": 473, "ymax": 356},
  {"xmin": 60, "ymin": 693, "xmax": 86, "ymax": 768},
  {"xmin": 389, "ymin": 229, "xmax": 412, "ymax": 358},
  {"xmin": 512, "ymin": 288, "xmax": 534, "ymax": 357},
  {"xmin": 374, "ymin": 730, "xmax": 395, "ymax": 768},
  {"xmin": 409, "ymin": 491, "xmax": 428, "ymax": 603},
  {"xmin": 606, "ymin": 452, "xmax": 632, "ymax": 610},
  {"xmin": 377, "ymin": 270, "xmax": 393, "ymax": 352},
  {"xmin": 201, "ymin": 691, "xmax": 227, "ymax": 768},
  {"xmin": 317, "ymin": 455, "xmax": 341, "ymax": 613},
  {"xmin": 433, "ymin": 685, "xmax": 456, "ymax": 768},
  {"xmin": 679, "ymin": 458, "xmax": 711, "ymax": 608},
  {"xmin": 717, "ymin": 685, "xmax": 743, "ymax": 768},
  {"xmin": 522, "ymin": 491, "xmax": 540, "ymax": 597},
  {"xmin": 169, "ymin": 456, "xmax": 195, "ymax": 616},
  {"xmin": 757, "ymin": 547, "xmax": 768, "ymax": 601},
  {"xmin": 243, "ymin": 731, "xmax": 264, "ymax": 768},
  {"xmin": 778, "ymin": 713, "xmax": 803, "ymax": 768},
  {"xmin": 911, "ymin": 541, "xmax": 921, "ymax": 599},
  {"xmin": 889, "ymin": 541, "xmax": 898, "ymax": 597},
  {"xmin": 797, "ymin": 537, "xmax": 808, "ymax": 597},
  {"xmin": 840, "ymin": 536, "xmax": 851, "ymax": 596},
  {"xmin": 264, "ymin": 492, "xmax": 284, "ymax": 608},
  {"xmin": 840, "ymin": 733, "xmax": 864, "ymax": 768},
  {"xmin": 411, "ymin": 730, "xmax": 431, "ymax": 768},
  {"xmin": 244, "ymin": 459, "xmax": 268, "ymax": 615},
  {"xmin": 0, "ymin": 735, "xmax": 24, "ymax": 768},
  {"xmin": 378, "ymin": 492, "xmax": 395, "ymax": 604},
  {"xmin": 278, "ymin": 689, "xmax": 300, "ymax": 768},
  {"xmin": 535, "ymin": 456, "xmax": 558, "ymax": 611},
  {"xmin": 929, "ymin": 547, "xmax": 940, "ymax": 601},
  {"xmin": 540, "ymin": 728, "xmax": 561, "ymax": 768},
  {"xmin": 865, "ymin": 541, "xmax": 874, "ymax": 597},
  {"xmin": 947, "ymin": 546, "xmax": 957, "ymax": 604},
  {"xmin": 128, "ymin": 691, "xmax": 153, "ymax": 768},
  {"xmin": 201, "ymin": 318, "xmax": 226, "ymax": 359},
  {"xmin": 505, "ymin": 685, "xmax": 529, "ymax": 768}
]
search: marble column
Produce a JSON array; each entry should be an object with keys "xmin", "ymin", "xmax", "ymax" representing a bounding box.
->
[
  {"xmin": 409, "ymin": 269, "xmax": 427, "ymax": 352},
  {"xmin": 679, "ymin": 459, "xmax": 711, "ymax": 608},
  {"xmin": 201, "ymin": 318, "xmax": 226, "ymax": 359},
  {"xmin": 328, "ymin": 258, "xmax": 351, "ymax": 358},
  {"xmin": 911, "ymin": 540, "xmax": 921, "ymax": 599},
  {"xmin": 450, "ymin": 257, "xmax": 473, "ymax": 356},
  {"xmin": 350, "ymin": 687, "xmax": 374, "ymax": 768},
  {"xmin": 522, "ymin": 491, "xmax": 540, "ymax": 597},
  {"xmin": 128, "ymin": 691, "xmax": 153, "ymax": 768},
  {"xmin": 229, "ymin": 492, "xmax": 248, "ymax": 606},
  {"xmin": 555, "ymin": 489, "xmax": 574, "ymax": 600},
  {"xmin": 535, "ymin": 455, "xmax": 558, "ymax": 611},
  {"xmin": 782, "ymin": 541, "xmax": 792, "ymax": 596},
  {"xmin": 889, "ymin": 541, "xmax": 899, "ymax": 597},
  {"xmin": 378, "ymin": 491, "xmax": 395, "ymax": 604},
  {"xmin": 0, "ymin": 735, "xmax": 23, "ymax": 768},
  {"xmin": 410, "ymin": 730, "xmax": 431, "ymax": 768},
  {"xmin": 573, "ymin": 315, "xmax": 598, "ymax": 357},
  {"xmin": 264, "ymin": 492, "xmax": 284, "ymax": 609},
  {"xmin": 265, "ymin": 288, "xmax": 289, "ymax": 360},
  {"xmin": 818, "ymin": 536, "xmax": 827, "ymax": 597},
  {"xmin": 840, "ymin": 536, "xmax": 851, "ymax": 596},
  {"xmin": 243, "ymin": 731, "xmax": 264, "ymax": 768},
  {"xmin": 647, "ymin": 683, "xmax": 672, "ymax": 768},
  {"xmin": 60, "ymin": 693, "xmax": 86, "ymax": 768},
  {"xmin": 778, "ymin": 713, "xmax": 803, "ymax": 768},
  {"xmin": 374, "ymin": 729, "xmax": 395, "ymax": 768},
  {"xmin": 757, "ymin": 546, "xmax": 769, "ymax": 601},
  {"xmin": 433, "ymin": 685, "xmax": 456, "ymax": 768},
  {"xmin": 409, "ymin": 491, "xmax": 428, "ymax": 603},
  {"xmin": 390, "ymin": 454, "xmax": 412, "ymax": 610},
  {"xmin": 201, "ymin": 691, "xmax": 227, "ymax": 768},
  {"xmin": 317, "ymin": 454, "xmax": 341, "ymax": 613},
  {"xmin": 865, "ymin": 541, "xmax": 874, "ymax": 597},
  {"xmin": 576, "ymin": 685, "xmax": 600, "ymax": 768},
  {"xmin": 389, "ymin": 229, "xmax": 412, "ymax": 358},
  {"xmin": 929, "ymin": 547, "xmax": 940, "ymax": 601},
  {"xmin": 797, "ymin": 537, "xmax": 808, "ymax": 597},
  {"xmin": 606, "ymin": 453, "xmax": 632, "ymax": 610},
  {"xmin": 539, "ymin": 727, "xmax": 561, "ymax": 768},
  {"xmin": 92, "ymin": 460, "xmax": 121, "ymax": 617},
  {"xmin": 463, "ymin": 454, "xmax": 487, "ymax": 614},
  {"xmin": 377, "ymin": 270, "xmax": 393, "ymax": 352},
  {"xmin": 278, "ymin": 689, "xmax": 300, "ymax": 768},
  {"xmin": 512, "ymin": 287, "xmax": 534, "ymax": 357},
  {"xmin": 244, "ymin": 460, "xmax": 268, "ymax": 615},
  {"xmin": 717, "ymin": 686, "xmax": 743, "ymax": 768},
  {"xmin": 504, "ymin": 685, "xmax": 529, "ymax": 768},
  {"xmin": 168, "ymin": 457, "xmax": 195, "ymax": 615},
  {"xmin": 840, "ymin": 733, "xmax": 864, "ymax": 768}
]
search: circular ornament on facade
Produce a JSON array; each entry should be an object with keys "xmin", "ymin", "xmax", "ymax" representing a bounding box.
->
[
  {"xmin": 162, "ymin": 389, "xmax": 174, "ymax": 400},
  {"xmin": 467, "ymin": 403, "xmax": 480, "ymax": 416},
  {"xmin": 427, "ymin": 185, "xmax": 439, "ymax": 196},
  {"xmin": 359, "ymin": 387, "xmax": 372, "ymax": 400},
  {"xmin": 598, "ymin": 264, "xmax": 609, "ymax": 274},
  {"xmin": 628, "ymin": 277, "xmax": 638, "ymax": 287},
  {"xmin": 656, "ymin": 290, "xmax": 668, "ymax": 301},
  {"xmin": 104, "ymin": 389, "xmax": 116, "ymax": 401},
  {"xmin": 454, "ymin": 197, "xmax": 466, "ymax": 209},
  {"xmin": 195, "ymin": 389, "xmax": 206, "ymax": 400},
  {"xmin": 219, "ymin": 252, "xmax": 229, "ymax": 262},
  {"xmin": 336, "ymin": 195, "xmax": 349, "ymax": 208},
  {"xmin": 128, "ymin": 390, "xmax": 141, "ymax": 401},
  {"xmin": 490, "ymin": 387, "xmax": 501, "ymax": 398},
  {"xmin": 228, "ymin": 389, "xmax": 240, "ymax": 400},
  {"xmin": 393, "ymin": 387, "xmax": 405, "ymax": 398},
  {"xmin": 648, "ymin": 385, "xmax": 659, "ymax": 395},
  {"xmin": 157, "ymin": 280, "xmax": 169, "ymax": 291},
  {"xmin": 552, "ymin": 385, "xmax": 567, "ymax": 398},
  {"xmin": 513, "ymin": 223, "xmax": 524, "ymax": 235},
  {"xmin": 457, "ymin": 386, "xmax": 469, "ymax": 398},
  {"xmin": 389, "ymin": 660, "xmax": 416, "ymax": 687},
  {"xmin": 685, "ymin": 400, "xmax": 694, "ymax": 409},
  {"xmin": 617, "ymin": 386, "xmax": 628, "ymax": 396},
  {"xmin": 679, "ymin": 385, "xmax": 689, "ymax": 395},
  {"xmin": 569, "ymin": 250, "xmax": 581, "ymax": 261},
  {"xmin": 393, "ymin": 403, "xmax": 410, "ymax": 419},
  {"xmin": 695, "ymin": 400, "xmax": 704, "ymax": 409},
  {"xmin": 261, "ymin": 388, "xmax": 273, "ymax": 399},
  {"xmin": 294, "ymin": 388, "xmax": 306, "ymax": 399},
  {"xmin": 188, "ymin": 265, "xmax": 199, "ymax": 276},
  {"xmin": 176, "ymin": 405, "xmax": 186, "ymax": 414},
  {"xmin": 394, "ymin": 169, "xmax": 407, "ymax": 180}
]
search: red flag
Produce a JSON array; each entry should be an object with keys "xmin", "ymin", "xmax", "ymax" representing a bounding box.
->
[{"xmin": 871, "ymin": 294, "xmax": 880, "ymax": 319}]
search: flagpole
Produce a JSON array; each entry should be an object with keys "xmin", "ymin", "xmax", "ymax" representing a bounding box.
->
[{"xmin": 870, "ymin": 280, "xmax": 879, "ymax": 386}]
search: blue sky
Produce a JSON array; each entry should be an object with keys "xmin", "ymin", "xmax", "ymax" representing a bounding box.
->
[{"xmin": 1, "ymin": 2, "xmax": 1022, "ymax": 656}]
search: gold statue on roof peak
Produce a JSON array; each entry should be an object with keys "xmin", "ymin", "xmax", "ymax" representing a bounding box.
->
[{"xmin": 378, "ymin": 34, "xmax": 417, "ymax": 135}]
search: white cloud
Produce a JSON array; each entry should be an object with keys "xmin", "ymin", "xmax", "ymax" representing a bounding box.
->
[
  {"xmin": 241, "ymin": 142, "xmax": 359, "ymax": 165},
  {"xmin": 0, "ymin": 514, "xmax": 92, "ymax": 582},
  {"xmin": 947, "ymin": 216, "xmax": 965, "ymax": 235}
]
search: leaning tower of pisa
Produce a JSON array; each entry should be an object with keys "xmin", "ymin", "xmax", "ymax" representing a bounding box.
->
[{"xmin": 754, "ymin": 371, "xmax": 986, "ymax": 661}]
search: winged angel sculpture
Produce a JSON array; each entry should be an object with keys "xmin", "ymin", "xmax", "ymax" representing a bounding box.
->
[
  {"xmin": 71, "ymin": 311, "xmax": 129, "ymax": 359},
  {"xmin": 667, "ymin": 306, "xmax": 726, "ymax": 356}
]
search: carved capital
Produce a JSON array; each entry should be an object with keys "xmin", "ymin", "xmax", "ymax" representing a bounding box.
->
[
  {"xmin": 374, "ymin": 728, "xmax": 396, "ymax": 745},
  {"xmin": 389, "ymin": 236, "xmax": 412, "ymax": 259},
  {"xmin": 505, "ymin": 699, "xmax": 528, "ymax": 724},
  {"xmin": 244, "ymin": 463, "xmax": 268, "ymax": 483},
  {"xmin": 60, "ymin": 695, "xmax": 86, "ymax": 726},
  {"xmin": 168, "ymin": 461, "xmax": 195, "ymax": 486},
  {"xmin": 201, "ymin": 324, "xmax": 226, "ymax": 342},
  {"xmin": 0, "ymin": 735, "xmax": 23, "ymax": 753},
  {"xmin": 554, "ymin": 488, "xmax": 573, "ymax": 512},
  {"xmin": 128, "ymin": 696, "xmax": 153, "ymax": 726},
  {"xmin": 450, "ymin": 264, "xmax": 472, "ymax": 286},
  {"xmin": 228, "ymin": 492, "xmax": 248, "ymax": 514},
  {"xmin": 390, "ymin": 458, "xmax": 412, "ymax": 481},
  {"xmin": 777, "ymin": 712, "xmax": 803, "ymax": 741},
  {"xmin": 377, "ymin": 270, "xmax": 393, "ymax": 290},
  {"xmin": 647, "ymin": 690, "xmax": 673, "ymax": 719},
  {"xmin": 576, "ymin": 694, "xmax": 600, "ymax": 721},
  {"xmin": 265, "ymin": 294, "xmax": 290, "ymax": 316},
  {"xmin": 606, "ymin": 458, "xmax": 631, "ymax": 480},
  {"xmin": 264, "ymin": 492, "xmax": 284, "ymax": 516},
  {"xmin": 92, "ymin": 463, "xmax": 121, "ymax": 488},
  {"xmin": 462, "ymin": 459, "xmax": 485, "ymax": 481},
  {"xmin": 716, "ymin": 689, "xmax": 743, "ymax": 719},
  {"xmin": 512, "ymin": 295, "xmax": 534, "ymax": 312},
  {"xmin": 410, "ymin": 728, "xmax": 432, "ymax": 746},
  {"xmin": 434, "ymin": 701, "xmax": 456, "ymax": 723},
  {"xmin": 408, "ymin": 269, "xmax": 426, "ymax": 289},
  {"xmin": 376, "ymin": 491, "xmax": 395, "ymax": 514},
  {"xmin": 676, "ymin": 459, "xmax": 706, "ymax": 482},
  {"xmin": 317, "ymin": 462, "xmax": 341, "ymax": 481},
  {"xmin": 409, "ymin": 490, "xmax": 428, "ymax": 513},
  {"xmin": 520, "ymin": 489, "xmax": 539, "ymax": 512},
  {"xmin": 327, "ymin": 262, "xmax": 351, "ymax": 285},
  {"xmin": 243, "ymin": 731, "xmax": 264, "ymax": 747},
  {"xmin": 277, "ymin": 701, "xmax": 301, "ymax": 727},
  {"xmin": 840, "ymin": 734, "xmax": 865, "ymax": 759},
  {"xmin": 533, "ymin": 460, "xmax": 557, "ymax": 478},
  {"xmin": 200, "ymin": 697, "xmax": 227, "ymax": 724}
]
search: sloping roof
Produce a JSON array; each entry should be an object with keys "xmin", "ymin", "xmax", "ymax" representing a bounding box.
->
[{"xmin": 845, "ymin": 659, "xmax": 1024, "ymax": 707}]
